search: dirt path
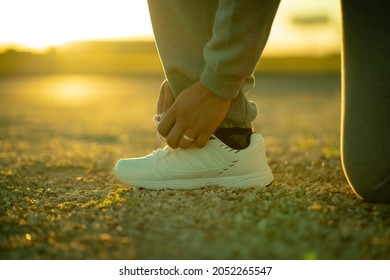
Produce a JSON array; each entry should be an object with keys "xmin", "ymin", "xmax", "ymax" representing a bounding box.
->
[{"xmin": 1, "ymin": 74, "xmax": 389, "ymax": 259}]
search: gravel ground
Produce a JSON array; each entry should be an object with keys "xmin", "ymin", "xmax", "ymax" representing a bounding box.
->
[{"xmin": 1, "ymin": 74, "xmax": 389, "ymax": 260}]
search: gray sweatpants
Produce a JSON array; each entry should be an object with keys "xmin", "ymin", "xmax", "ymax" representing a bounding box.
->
[
  {"xmin": 147, "ymin": 0, "xmax": 390, "ymax": 202},
  {"xmin": 340, "ymin": 1, "xmax": 390, "ymax": 202},
  {"xmin": 148, "ymin": 0, "xmax": 280, "ymax": 128}
]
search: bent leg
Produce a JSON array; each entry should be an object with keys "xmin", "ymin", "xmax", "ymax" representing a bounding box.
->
[
  {"xmin": 340, "ymin": 1, "xmax": 390, "ymax": 202},
  {"xmin": 147, "ymin": 0, "xmax": 279, "ymax": 128}
]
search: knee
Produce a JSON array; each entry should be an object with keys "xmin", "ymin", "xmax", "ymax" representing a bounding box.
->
[{"xmin": 342, "ymin": 162, "xmax": 390, "ymax": 203}]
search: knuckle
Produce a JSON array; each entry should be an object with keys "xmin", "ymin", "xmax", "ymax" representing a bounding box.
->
[
  {"xmin": 194, "ymin": 140, "xmax": 206, "ymax": 148},
  {"xmin": 167, "ymin": 141, "xmax": 178, "ymax": 149},
  {"xmin": 179, "ymin": 141, "xmax": 192, "ymax": 149},
  {"xmin": 165, "ymin": 135, "xmax": 178, "ymax": 149}
]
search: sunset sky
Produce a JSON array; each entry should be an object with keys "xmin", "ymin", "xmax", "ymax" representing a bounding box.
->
[{"xmin": 0, "ymin": 0, "xmax": 341, "ymax": 56}]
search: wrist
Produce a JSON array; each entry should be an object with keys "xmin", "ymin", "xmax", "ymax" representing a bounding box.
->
[{"xmin": 201, "ymin": 64, "xmax": 245, "ymax": 99}]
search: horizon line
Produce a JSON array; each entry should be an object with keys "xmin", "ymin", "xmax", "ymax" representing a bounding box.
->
[{"xmin": 0, "ymin": 36, "xmax": 156, "ymax": 53}]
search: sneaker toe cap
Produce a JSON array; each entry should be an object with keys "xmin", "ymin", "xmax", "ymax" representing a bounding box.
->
[{"xmin": 114, "ymin": 158, "xmax": 149, "ymax": 183}]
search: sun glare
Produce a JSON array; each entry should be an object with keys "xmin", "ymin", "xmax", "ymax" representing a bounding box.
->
[
  {"xmin": 55, "ymin": 80, "xmax": 91, "ymax": 103},
  {"xmin": 1, "ymin": 0, "xmax": 153, "ymax": 50},
  {"xmin": 1, "ymin": 0, "xmax": 340, "ymax": 56},
  {"xmin": 42, "ymin": 76, "xmax": 96, "ymax": 105}
]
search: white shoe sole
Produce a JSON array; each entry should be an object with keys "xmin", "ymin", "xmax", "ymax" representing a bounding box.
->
[{"xmin": 115, "ymin": 170, "xmax": 273, "ymax": 190}]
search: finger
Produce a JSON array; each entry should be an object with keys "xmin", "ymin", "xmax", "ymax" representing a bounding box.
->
[
  {"xmin": 163, "ymin": 116, "xmax": 193, "ymax": 149},
  {"xmin": 157, "ymin": 89, "xmax": 164, "ymax": 115},
  {"xmin": 157, "ymin": 81, "xmax": 174, "ymax": 117},
  {"xmin": 165, "ymin": 124, "xmax": 184, "ymax": 149},
  {"xmin": 194, "ymin": 132, "xmax": 212, "ymax": 148},
  {"xmin": 157, "ymin": 110, "xmax": 175, "ymax": 138},
  {"xmin": 163, "ymin": 83, "xmax": 175, "ymax": 113},
  {"xmin": 178, "ymin": 131, "xmax": 197, "ymax": 149}
]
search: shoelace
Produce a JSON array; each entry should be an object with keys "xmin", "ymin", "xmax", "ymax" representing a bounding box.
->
[
  {"xmin": 148, "ymin": 145, "xmax": 171, "ymax": 159},
  {"xmin": 152, "ymin": 113, "xmax": 164, "ymax": 125},
  {"xmin": 152, "ymin": 113, "xmax": 166, "ymax": 142}
]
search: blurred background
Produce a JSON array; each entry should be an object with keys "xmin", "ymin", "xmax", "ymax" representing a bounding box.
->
[
  {"xmin": 3, "ymin": 1, "xmax": 390, "ymax": 262},
  {"xmin": 0, "ymin": 0, "xmax": 341, "ymax": 75},
  {"xmin": 1, "ymin": 1, "xmax": 354, "ymax": 260}
]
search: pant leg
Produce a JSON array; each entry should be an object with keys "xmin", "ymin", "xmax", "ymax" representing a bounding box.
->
[
  {"xmin": 147, "ymin": 0, "xmax": 279, "ymax": 128},
  {"xmin": 340, "ymin": 0, "xmax": 390, "ymax": 202}
]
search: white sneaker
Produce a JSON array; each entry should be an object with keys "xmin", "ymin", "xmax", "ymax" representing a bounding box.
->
[{"xmin": 114, "ymin": 133, "xmax": 273, "ymax": 190}]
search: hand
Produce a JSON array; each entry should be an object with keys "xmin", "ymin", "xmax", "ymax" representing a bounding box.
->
[
  {"xmin": 158, "ymin": 81, "xmax": 231, "ymax": 149},
  {"xmin": 156, "ymin": 80, "xmax": 175, "ymax": 120}
]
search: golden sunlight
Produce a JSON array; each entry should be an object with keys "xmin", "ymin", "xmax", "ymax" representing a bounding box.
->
[
  {"xmin": 1, "ymin": 0, "xmax": 340, "ymax": 56},
  {"xmin": 55, "ymin": 79, "xmax": 92, "ymax": 103},
  {"xmin": 41, "ymin": 76, "xmax": 97, "ymax": 105},
  {"xmin": 0, "ymin": 0, "xmax": 153, "ymax": 50}
]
